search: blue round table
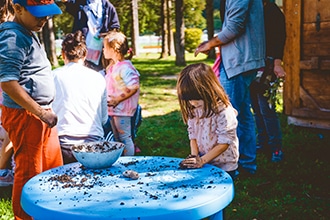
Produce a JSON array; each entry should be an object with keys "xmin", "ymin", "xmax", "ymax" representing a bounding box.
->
[{"xmin": 21, "ymin": 156, "xmax": 234, "ymax": 220}]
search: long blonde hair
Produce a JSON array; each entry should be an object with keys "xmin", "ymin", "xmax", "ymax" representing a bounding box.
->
[{"xmin": 177, "ymin": 63, "xmax": 230, "ymax": 124}]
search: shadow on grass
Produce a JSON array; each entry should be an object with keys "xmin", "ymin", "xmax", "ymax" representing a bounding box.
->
[{"xmin": 134, "ymin": 110, "xmax": 190, "ymax": 158}]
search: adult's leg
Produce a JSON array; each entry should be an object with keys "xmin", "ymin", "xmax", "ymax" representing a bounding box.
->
[
  {"xmin": 250, "ymin": 81, "xmax": 268, "ymax": 149},
  {"xmin": 256, "ymin": 90, "xmax": 283, "ymax": 153},
  {"xmin": 219, "ymin": 63, "xmax": 257, "ymax": 174}
]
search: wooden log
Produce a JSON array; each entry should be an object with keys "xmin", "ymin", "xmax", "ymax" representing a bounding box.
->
[
  {"xmin": 283, "ymin": 0, "xmax": 302, "ymax": 115},
  {"xmin": 288, "ymin": 116, "xmax": 330, "ymax": 130}
]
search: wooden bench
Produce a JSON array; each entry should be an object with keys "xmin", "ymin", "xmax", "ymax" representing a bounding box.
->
[
  {"xmin": 141, "ymin": 45, "xmax": 161, "ymax": 55},
  {"xmin": 142, "ymin": 45, "xmax": 161, "ymax": 49}
]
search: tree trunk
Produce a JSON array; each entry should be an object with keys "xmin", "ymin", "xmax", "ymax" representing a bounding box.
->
[
  {"xmin": 206, "ymin": 0, "xmax": 215, "ymax": 59},
  {"xmin": 175, "ymin": 0, "xmax": 186, "ymax": 66},
  {"xmin": 160, "ymin": 0, "xmax": 169, "ymax": 59},
  {"xmin": 167, "ymin": 0, "xmax": 175, "ymax": 56},
  {"xmin": 131, "ymin": 0, "xmax": 139, "ymax": 56},
  {"xmin": 42, "ymin": 19, "xmax": 59, "ymax": 67}
]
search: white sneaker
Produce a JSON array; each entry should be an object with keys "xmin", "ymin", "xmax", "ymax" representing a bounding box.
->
[{"xmin": 0, "ymin": 169, "xmax": 14, "ymax": 187}]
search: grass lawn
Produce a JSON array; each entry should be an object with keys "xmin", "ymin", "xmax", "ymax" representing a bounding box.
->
[{"xmin": 1, "ymin": 53, "xmax": 329, "ymax": 219}]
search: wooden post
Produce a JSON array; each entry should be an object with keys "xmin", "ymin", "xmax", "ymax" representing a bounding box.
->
[{"xmin": 283, "ymin": 0, "xmax": 301, "ymax": 116}]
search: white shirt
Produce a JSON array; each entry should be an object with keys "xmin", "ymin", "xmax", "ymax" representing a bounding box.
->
[{"xmin": 52, "ymin": 62, "xmax": 108, "ymax": 138}]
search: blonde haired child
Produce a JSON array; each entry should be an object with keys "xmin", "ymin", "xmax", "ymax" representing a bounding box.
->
[
  {"xmin": 177, "ymin": 63, "xmax": 239, "ymax": 179},
  {"xmin": 103, "ymin": 30, "xmax": 140, "ymax": 156}
]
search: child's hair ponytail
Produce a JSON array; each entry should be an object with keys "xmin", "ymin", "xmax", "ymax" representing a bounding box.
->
[{"xmin": 125, "ymin": 47, "xmax": 134, "ymax": 60}]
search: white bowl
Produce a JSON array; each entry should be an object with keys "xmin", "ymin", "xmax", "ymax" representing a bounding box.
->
[{"xmin": 71, "ymin": 141, "xmax": 125, "ymax": 169}]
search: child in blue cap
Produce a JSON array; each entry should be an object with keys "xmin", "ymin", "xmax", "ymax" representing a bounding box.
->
[{"xmin": 0, "ymin": 0, "xmax": 63, "ymax": 219}]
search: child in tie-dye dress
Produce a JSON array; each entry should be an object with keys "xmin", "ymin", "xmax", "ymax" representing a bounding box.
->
[{"xmin": 103, "ymin": 30, "xmax": 140, "ymax": 156}]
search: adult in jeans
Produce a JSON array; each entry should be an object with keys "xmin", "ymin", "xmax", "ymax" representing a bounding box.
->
[
  {"xmin": 250, "ymin": 0, "xmax": 286, "ymax": 162},
  {"xmin": 195, "ymin": 0, "xmax": 265, "ymax": 175}
]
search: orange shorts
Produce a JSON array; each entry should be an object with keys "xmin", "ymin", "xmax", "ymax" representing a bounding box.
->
[{"xmin": 1, "ymin": 106, "xmax": 63, "ymax": 220}]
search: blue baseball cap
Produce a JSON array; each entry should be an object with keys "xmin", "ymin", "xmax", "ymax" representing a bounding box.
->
[{"xmin": 13, "ymin": 0, "xmax": 62, "ymax": 17}]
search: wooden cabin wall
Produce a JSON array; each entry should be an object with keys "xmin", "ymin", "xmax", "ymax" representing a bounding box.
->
[{"xmin": 283, "ymin": 0, "xmax": 330, "ymax": 129}]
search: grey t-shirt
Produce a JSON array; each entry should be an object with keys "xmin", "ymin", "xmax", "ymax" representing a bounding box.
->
[{"xmin": 0, "ymin": 22, "xmax": 55, "ymax": 109}]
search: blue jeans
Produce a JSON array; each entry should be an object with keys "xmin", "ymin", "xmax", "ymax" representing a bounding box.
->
[
  {"xmin": 111, "ymin": 116, "xmax": 135, "ymax": 156},
  {"xmin": 250, "ymin": 80, "xmax": 283, "ymax": 152},
  {"xmin": 219, "ymin": 63, "xmax": 257, "ymax": 173}
]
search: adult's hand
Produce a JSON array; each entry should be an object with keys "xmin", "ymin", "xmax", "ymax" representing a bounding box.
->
[
  {"xmin": 194, "ymin": 41, "xmax": 211, "ymax": 57},
  {"xmin": 194, "ymin": 36, "xmax": 223, "ymax": 57},
  {"xmin": 273, "ymin": 59, "xmax": 286, "ymax": 78}
]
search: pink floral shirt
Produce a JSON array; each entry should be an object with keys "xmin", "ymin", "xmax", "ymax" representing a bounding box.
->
[
  {"xmin": 187, "ymin": 102, "xmax": 239, "ymax": 172},
  {"xmin": 105, "ymin": 60, "xmax": 140, "ymax": 117}
]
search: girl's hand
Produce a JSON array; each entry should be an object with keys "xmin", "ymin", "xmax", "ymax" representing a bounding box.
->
[
  {"xmin": 107, "ymin": 84, "xmax": 139, "ymax": 108},
  {"xmin": 179, "ymin": 155, "xmax": 204, "ymax": 169},
  {"xmin": 107, "ymin": 96, "xmax": 119, "ymax": 107}
]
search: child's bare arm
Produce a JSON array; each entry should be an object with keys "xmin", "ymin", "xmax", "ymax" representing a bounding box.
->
[
  {"xmin": 108, "ymin": 84, "xmax": 139, "ymax": 107},
  {"xmin": 190, "ymin": 139, "xmax": 199, "ymax": 155},
  {"xmin": 200, "ymin": 143, "xmax": 229, "ymax": 165},
  {"xmin": 1, "ymin": 81, "xmax": 58, "ymax": 127},
  {"xmin": 182, "ymin": 143, "xmax": 229, "ymax": 168}
]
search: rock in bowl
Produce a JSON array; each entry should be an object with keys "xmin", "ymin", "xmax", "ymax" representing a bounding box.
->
[{"xmin": 71, "ymin": 141, "xmax": 125, "ymax": 169}]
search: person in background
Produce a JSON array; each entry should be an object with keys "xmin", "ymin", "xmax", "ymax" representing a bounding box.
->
[
  {"xmin": 250, "ymin": 0, "xmax": 286, "ymax": 162},
  {"xmin": 62, "ymin": 0, "xmax": 120, "ymax": 71},
  {"xmin": 0, "ymin": 88, "xmax": 14, "ymax": 187},
  {"xmin": 52, "ymin": 30, "xmax": 109, "ymax": 164},
  {"xmin": 103, "ymin": 30, "xmax": 140, "ymax": 156},
  {"xmin": 195, "ymin": 0, "xmax": 265, "ymax": 175},
  {"xmin": 177, "ymin": 63, "xmax": 239, "ymax": 180},
  {"xmin": 0, "ymin": 0, "xmax": 15, "ymax": 187},
  {"xmin": 0, "ymin": 0, "xmax": 64, "ymax": 218}
]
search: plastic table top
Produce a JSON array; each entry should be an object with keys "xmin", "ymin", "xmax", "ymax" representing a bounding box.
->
[{"xmin": 21, "ymin": 156, "xmax": 234, "ymax": 220}]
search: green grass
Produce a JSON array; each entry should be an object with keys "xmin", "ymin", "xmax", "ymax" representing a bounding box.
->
[
  {"xmin": 0, "ymin": 190, "xmax": 13, "ymax": 219},
  {"xmin": 1, "ymin": 53, "xmax": 329, "ymax": 219},
  {"xmin": 135, "ymin": 53, "xmax": 330, "ymax": 219}
]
